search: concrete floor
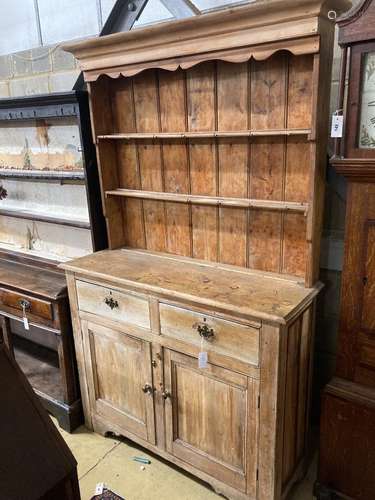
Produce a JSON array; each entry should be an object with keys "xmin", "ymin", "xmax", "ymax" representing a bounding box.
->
[{"xmin": 55, "ymin": 419, "xmax": 316, "ymax": 500}]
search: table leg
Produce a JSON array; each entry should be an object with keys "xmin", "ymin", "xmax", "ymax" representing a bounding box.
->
[{"xmin": 0, "ymin": 316, "xmax": 14, "ymax": 358}]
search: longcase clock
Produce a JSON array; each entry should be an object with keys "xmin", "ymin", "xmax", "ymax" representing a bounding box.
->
[{"xmin": 317, "ymin": 1, "xmax": 375, "ymax": 499}]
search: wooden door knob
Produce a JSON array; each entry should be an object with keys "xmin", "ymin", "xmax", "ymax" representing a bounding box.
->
[
  {"xmin": 162, "ymin": 390, "xmax": 171, "ymax": 400},
  {"xmin": 142, "ymin": 383, "xmax": 153, "ymax": 395}
]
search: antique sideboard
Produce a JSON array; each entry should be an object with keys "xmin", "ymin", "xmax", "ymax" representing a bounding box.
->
[{"xmin": 61, "ymin": 1, "xmax": 349, "ymax": 498}]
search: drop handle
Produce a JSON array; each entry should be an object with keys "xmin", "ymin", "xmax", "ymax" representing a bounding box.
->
[
  {"xmin": 104, "ymin": 295, "xmax": 119, "ymax": 310},
  {"xmin": 142, "ymin": 384, "xmax": 154, "ymax": 395},
  {"xmin": 18, "ymin": 298, "xmax": 31, "ymax": 311},
  {"xmin": 193, "ymin": 320, "xmax": 215, "ymax": 341}
]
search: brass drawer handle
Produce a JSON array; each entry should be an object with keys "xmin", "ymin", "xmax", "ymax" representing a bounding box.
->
[
  {"xmin": 142, "ymin": 383, "xmax": 153, "ymax": 395},
  {"xmin": 193, "ymin": 320, "xmax": 215, "ymax": 341},
  {"xmin": 18, "ymin": 298, "xmax": 31, "ymax": 311},
  {"xmin": 104, "ymin": 296, "xmax": 119, "ymax": 310}
]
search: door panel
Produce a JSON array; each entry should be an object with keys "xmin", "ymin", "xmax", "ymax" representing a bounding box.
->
[
  {"xmin": 82, "ymin": 321, "xmax": 155, "ymax": 444},
  {"xmin": 361, "ymin": 224, "xmax": 375, "ymax": 331},
  {"xmin": 176, "ymin": 364, "xmax": 245, "ymax": 469},
  {"xmin": 337, "ymin": 185, "xmax": 375, "ymax": 386},
  {"xmin": 357, "ymin": 207, "xmax": 375, "ymax": 385},
  {"xmin": 164, "ymin": 349, "xmax": 258, "ymax": 494},
  {"xmin": 358, "ymin": 223, "xmax": 375, "ymax": 385}
]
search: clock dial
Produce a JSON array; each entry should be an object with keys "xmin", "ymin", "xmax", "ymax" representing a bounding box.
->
[{"xmin": 359, "ymin": 52, "xmax": 375, "ymax": 149}]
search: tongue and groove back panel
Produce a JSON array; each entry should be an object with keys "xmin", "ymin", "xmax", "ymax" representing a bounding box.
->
[
  {"xmin": 90, "ymin": 53, "xmax": 315, "ymax": 282},
  {"xmin": 65, "ymin": 0, "xmax": 342, "ymax": 288}
]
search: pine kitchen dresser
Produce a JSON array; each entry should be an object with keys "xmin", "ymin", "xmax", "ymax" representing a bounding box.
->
[{"xmin": 61, "ymin": 1, "xmax": 349, "ymax": 499}]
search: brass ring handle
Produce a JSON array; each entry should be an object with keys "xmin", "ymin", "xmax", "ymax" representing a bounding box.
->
[
  {"xmin": 162, "ymin": 390, "xmax": 171, "ymax": 400},
  {"xmin": 193, "ymin": 320, "xmax": 215, "ymax": 341},
  {"xmin": 142, "ymin": 384, "xmax": 153, "ymax": 395},
  {"xmin": 18, "ymin": 298, "xmax": 31, "ymax": 311},
  {"xmin": 104, "ymin": 296, "xmax": 119, "ymax": 310}
]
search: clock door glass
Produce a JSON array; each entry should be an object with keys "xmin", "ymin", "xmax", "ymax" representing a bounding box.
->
[{"xmin": 359, "ymin": 52, "xmax": 375, "ymax": 148}]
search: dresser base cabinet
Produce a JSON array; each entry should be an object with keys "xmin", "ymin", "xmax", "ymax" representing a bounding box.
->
[{"xmin": 62, "ymin": 249, "xmax": 320, "ymax": 500}]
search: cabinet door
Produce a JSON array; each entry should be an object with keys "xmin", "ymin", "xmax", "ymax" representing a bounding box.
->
[
  {"xmin": 337, "ymin": 184, "xmax": 375, "ymax": 387},
  {"xmin": 164, "ymin": 349, "xmax": 258, "ymax": 495},
  {"xmin": 82, "ymin": 321, "xmax": 155, "ymax": 444}
]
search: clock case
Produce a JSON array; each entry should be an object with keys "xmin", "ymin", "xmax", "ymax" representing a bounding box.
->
[{"xmin": 317, "ymin": 1, "xmax": 375, "ymax": 499}]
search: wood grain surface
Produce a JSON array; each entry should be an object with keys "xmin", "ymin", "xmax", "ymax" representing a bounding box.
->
[
  {"xmin": 61, "ymin": 249, "xmax": 320, "ymax": 324},
  {"xmin": 0, "ymin": 255, "xmax": 66, "ymax": 300},
  {"xmin": 89, "ymin": 51, "xmax": 323, "ymax": 284},
  {"xmin": 61, "ymin": 2, "xmax": 343, "ymax": 497}
]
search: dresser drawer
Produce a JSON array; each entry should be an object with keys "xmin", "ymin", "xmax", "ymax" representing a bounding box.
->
[
  {"xmin": 76, "ymin": 280, "xmax": 150, "ymax": 330},
  {"xmin": 159, "ymin": 303, "xmax": 259, "ymax": 366},
  {"xmin": 0, "ymin": 288, "xmax": 53, "ymax": 321}
]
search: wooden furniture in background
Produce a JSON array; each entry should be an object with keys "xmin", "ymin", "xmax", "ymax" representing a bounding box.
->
[
  {"xmin": 0, "ymin": 91, "xmax": 107, "ymax": 432},
  {"xmin": 318, "ymin": 1, "xmax": 375, "ymax": 498},
  {"xmin": 0, "ymin": 91, "xmax": 107, "ymax": 254},
  {"xmin": 62, "ymin": 1, "xmax": 349, "ymax": 499},
  {"xmin": 0, "ymin": 251, "xmax": 82, "ymax": 432},
  {"xmin": 0, "ymin": 343, "xmax": 80, "ymax": 500}
]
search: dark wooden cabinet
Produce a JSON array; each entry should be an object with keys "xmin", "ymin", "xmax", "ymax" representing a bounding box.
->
[
  {"xmin": 0, "ymin": 91, "xmax": 107, "ymax": 254},
  {"xmin": 0, "ymin": 251, "xmax": 82, "ymax": 432},
  {"xmin": 333, "ymin": 182, "xmax": 375, "ymax": 385},
  {"xmin": 318, "ymin": 1, "xmax": 375, "ymax": 498},
  {"xmin": 0, "ymin": 343, "xmax": 80, "ymax": 499},
  {"xmin": 0, "ymin": 91, "xmax": 107, "ymax": 432}
]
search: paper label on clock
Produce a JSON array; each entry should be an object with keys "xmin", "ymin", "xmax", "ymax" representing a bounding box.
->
[{"xmin": 331, "ymin": 115, "xmax": 343, "ymax": 138}]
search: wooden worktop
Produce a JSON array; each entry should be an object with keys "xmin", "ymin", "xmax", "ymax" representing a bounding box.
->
[
  {"xmin": 0, "ymin": 253, "xmax": 67, "ymax": 300},
  {"xmin": 61, "ymin": 249, "xmax": 321, "ymax": 324}
]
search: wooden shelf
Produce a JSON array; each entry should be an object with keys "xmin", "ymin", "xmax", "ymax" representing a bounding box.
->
[
  {"xmin": 0, "ymin": 207, "xmax": 91, "ymax": 229},
  {"xmin": 105, "ymin": 189, "xmax": 309, "ymax": 214},
  {"xmin": 0, "ymin": 169, "xmax": 85, "ymax": 181},
  {"xmin": 14, "ymin": 336, "xmax": 63, "ymax": 402},
  {"xmin": 97, "ymin": 129, "xmax": 311, "ymax": 140}
]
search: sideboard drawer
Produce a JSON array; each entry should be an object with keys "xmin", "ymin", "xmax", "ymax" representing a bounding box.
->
[
  {"xmin": 76, "ymin": 280, "xmax": 150, "ymax": 330},
  {"xmin": 0, "ymin": 288, "xmax": 53, "ymax": 321},
  {"xmin": 159, "ymin": 303, "xmax": 259, "ymax": 366}
]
